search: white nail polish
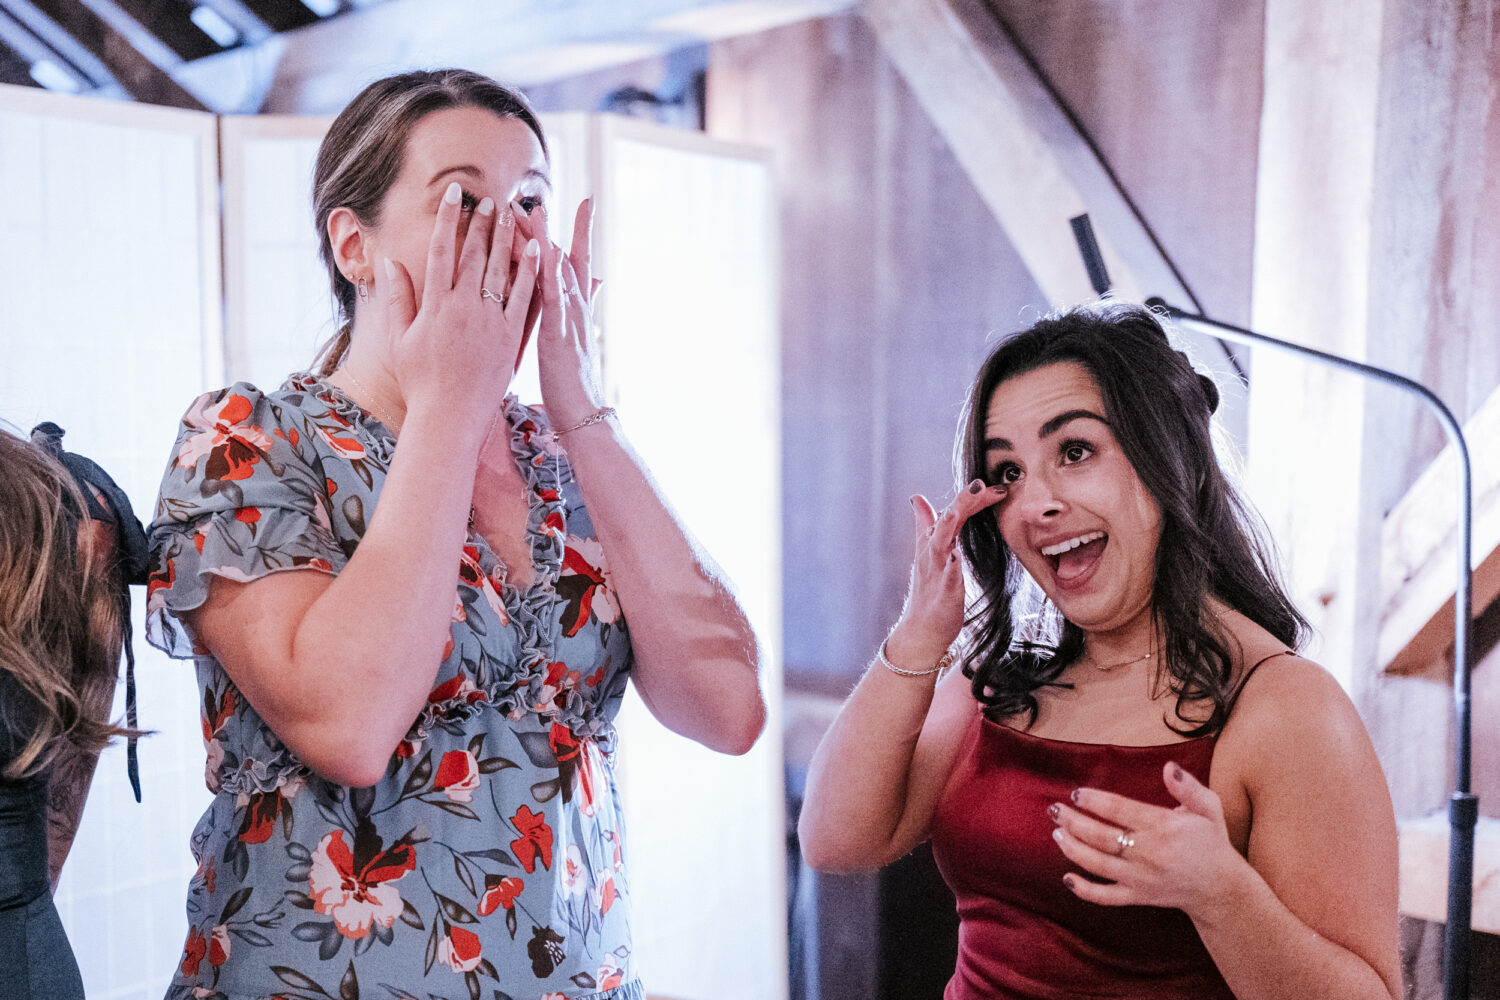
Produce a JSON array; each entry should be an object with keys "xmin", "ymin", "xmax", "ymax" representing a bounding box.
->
[{"xmin": 444, "ymin": 181, "xmax": 462, "ymax": 204}]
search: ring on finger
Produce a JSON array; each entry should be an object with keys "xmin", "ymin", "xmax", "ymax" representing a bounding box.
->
[
  {"xmin": 1115, "ymin": 831, "xmax": 1136, "ymax": 856},
  {"xmin": 480, "ymin": 287, "xmax": 506, "ymax": 306}
]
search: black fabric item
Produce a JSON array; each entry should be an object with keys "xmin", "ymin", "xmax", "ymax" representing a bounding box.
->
[
  {"xmin": 0, "ymin": 779, "xmax": 85, "ymax": 999},
  {"xmin": 29, "ymin": 423, "xmax": 145, "ymax": 800}
]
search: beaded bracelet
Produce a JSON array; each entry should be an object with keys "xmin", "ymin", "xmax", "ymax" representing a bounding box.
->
[
  {"xmin": 554, "ymin": 406, "xmax": 616, "ymax": 439},
  {"xmin": 877, "ymin": 637, "xmax": 954, "ymax": 678}
]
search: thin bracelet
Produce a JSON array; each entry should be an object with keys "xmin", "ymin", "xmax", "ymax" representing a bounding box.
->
[
  {"xmin": 554, "ymin": 406, "xmax": 616, "ymax": 439},
  {"xmin": 878, "ymin": 637, "xmax": 954, "ymax": 677}
]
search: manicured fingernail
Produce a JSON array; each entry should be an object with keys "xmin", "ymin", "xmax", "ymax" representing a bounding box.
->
[
  {"xmin": 525, "ymin": 239, "xmax": 540, "ymax": 258},
  {"xmin": 1062, "ymin": 873, "xmax": 1077, "ymax": 890},
  {"xmin": 382, "ymin": 257, "xmax": 393, "ymax": 281},
  {"xmin": 444, "ymin": 181, "xmax": 462, "ymax": 204},
  {"xmin": 1171, "ymin": 763, "xmax": 1185, "ymax": 782},
  {"xmin": 1048, "ymin": 803, "xmax": 1061, "ymax": 823},
  {"xmin": 909, "ymin": 495, "xmax": 918, "ymax": 510},
  {"xmin": 498, "ymin": 206, "xmax": 514, "ymax": 226},
  {"xmin": 968, "ymin": 479, "xmax": 983, "ymax": 494},
  {"xmin": 1052, "ymin": 827, "xmax": 1065, "ymax": 843},
  {"xmin": 477, "ymin": 196, "xmax": 494, "ymax": 216},
  {"xmin": 1070, "ymin": 788, "xmax": 1082, "ymax": 804}
]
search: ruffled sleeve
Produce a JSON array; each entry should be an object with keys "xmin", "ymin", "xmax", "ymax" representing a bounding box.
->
[{"xmin": 145, "ymin": 383, "xmax": 346, "ymax": 659}]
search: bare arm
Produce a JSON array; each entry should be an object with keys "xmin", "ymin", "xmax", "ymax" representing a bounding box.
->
[
  {"xmin": 1053, "ymin": 657, "xmax": 1400, "ymax": 1000},
  {"xmin": 46, "ymin": 742, "xmax": 98, "ymax": 890},
  {"xmin": 188, "ymin": 188, "xmax": 535, "ymax": 788},
  {"xmin": 529, "ymin": 201, "xmax": 765, "ymax": 755},
  {"xmin": 188, "ymin": 410, "xmax": 486, "ymax": 788},
  {"xmin": 1194, "ymin": 659, "xmax": 1400, "ymax": 999},
  {"xmin": 799, "ymin": 484, "xmax": 1005, "ymax": 871}
]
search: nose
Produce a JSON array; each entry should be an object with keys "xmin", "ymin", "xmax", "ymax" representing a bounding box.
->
[{"xmin": 1008, "ymin": 470, "xmax": 1066, "ymax": 523}]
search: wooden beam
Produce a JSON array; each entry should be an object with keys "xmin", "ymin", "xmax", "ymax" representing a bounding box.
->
[
  {"xmin": 1242, "ymin": 0, "xmax": 1385, "ymax": 693},
  {"xmin": 106, "ymin": 0, "xmax": 223, "ymax": 62},
  {"xmin": 0, "ymin": 0, "xmax": 113, "ymax": 86},
  {"xmin": 192, "ymin": 0, "xmax": 272, "ymax": 44},
  {"xmin": 1398, "ymin": 815, "xmax": 1500, "ymax": 934},
  {"xmin": 19, "ymin": 0, "xmax": 206, "ymax": 107},
  {"xmin": 1379, "ymin": 380, "xmax": 1500, "ymax": 675},
  {"xmin": 0, "ymin": 36, "xmax": 39, "ymax": 85},
  {"xmin": 859, "ymin": 0, "xmax": 1250, "ymax": 443},
  {"xmin": 170, "ymin": 0, "xmax": 855, "ymax": 112},
  {"xmin": 237, "ymin": 0, "xmax": 320, "ymax": 33},
  {"xmin": 860, "ymin": 0, "xmax": 1193, "ymax": 310}
]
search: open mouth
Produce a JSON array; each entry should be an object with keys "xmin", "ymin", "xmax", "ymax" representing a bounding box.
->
[{"xmin": 1041, "ymin": 531, "xmax": 1107, "ymax": 588}]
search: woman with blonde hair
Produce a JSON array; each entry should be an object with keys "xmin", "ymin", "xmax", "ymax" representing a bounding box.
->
[
  {"xmin": 146, "ymin": 68, "xmax": 764, "ymax": 999},
  {"xmin": 0, "ymin": 428, "xmax": 131, "ymax": 999}
]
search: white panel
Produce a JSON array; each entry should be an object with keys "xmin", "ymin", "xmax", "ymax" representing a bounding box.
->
[
  {"xmin": 600, "ymin": 125, "xmax": 787, "ymax": 1000},
  {"xmin": 0, "ymin": 89, "xmax": 220, "ymax": 1000}
]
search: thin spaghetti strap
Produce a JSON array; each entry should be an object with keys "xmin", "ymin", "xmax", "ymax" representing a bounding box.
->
[{"xmin": 1228, "ymin": 647, "xmax": 1295, "ymax": 712}]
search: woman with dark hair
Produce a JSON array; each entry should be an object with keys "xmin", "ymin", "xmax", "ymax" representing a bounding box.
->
[
  {"xmin": 0, "ymin": 429, "xmax": 130, "ymax": 999},
  {"xmin": 800, "ymin": 304, "xmax": 1400, "ymax": 999},
  {"xmin": 145, "ymin": 69, "xmax": 764, "ymax": 1000}
]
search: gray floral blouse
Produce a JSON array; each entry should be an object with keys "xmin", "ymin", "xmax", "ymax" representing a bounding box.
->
[{"xmin": 146, "ymin": 373, "xmax": 643, "ymax": 1000}]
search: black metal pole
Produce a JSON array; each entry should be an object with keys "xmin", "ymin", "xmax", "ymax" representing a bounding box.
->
[{"xmin": 1144, "ymin": 299, "xmax": 1478, "ymax": 1000}]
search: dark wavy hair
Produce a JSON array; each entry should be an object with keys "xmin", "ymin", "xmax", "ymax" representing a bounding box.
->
[{"xmin": 956, "ymin": 303, "xmax": 1307, "ymax": 737}]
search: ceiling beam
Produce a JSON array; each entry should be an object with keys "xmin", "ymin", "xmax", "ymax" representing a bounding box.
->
[
  {"xmin": 859, "ymin": 0, "xmax": 1248, "ymax": 441},
  {"xmin": 0, "ymin": 36, "xmax": 39, "ymax": 85},
  {"xmin": 103, "ymin": 0, "xmax": 223, "ymax": 62},
  {"xmin": 0, "ymin": 0, "xmax": 114, "ymax": 86},
  {"xmin": 1380, "ymin": 379, "xmax": 1500, "ymax": 676},
  {"xmin": 170, "ymin": 0, "xmax": 855, "ymax": 113},
  {"xmin": 238, "ymin": 0, "xmax": 322, "ymax": 32},
  {"xmin": 861, "ymin": 0, "xmax": 1195, "ymax": 310},
  {"xmin": 16, "ymin": 0, "xmax": 206, "ymax": 106},
  {"xmin": 193, "ymin": 0, "xmax": 272, "ymax": 44}
]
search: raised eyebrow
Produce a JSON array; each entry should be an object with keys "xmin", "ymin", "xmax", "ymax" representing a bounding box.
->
[{"xmin": 1039, "ymin": 409, "xmax": 1108, "ymax": 439}]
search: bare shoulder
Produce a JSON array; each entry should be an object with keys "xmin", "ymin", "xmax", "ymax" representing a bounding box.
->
[{"xmin": 1217, "ymin": 650, "xmax": 1380, "ymax": 796}]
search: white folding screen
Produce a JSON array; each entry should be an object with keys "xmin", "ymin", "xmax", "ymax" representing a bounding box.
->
[
  {"xmin": 592, "ymin": 118, "xmax": 786, "ymax": 1000},
  {"xmin": 0, "ymin": 93, "xmax": 785, "ymax": 999},
  {"xmin": 0, "ymin": 85, "xmax": 221, "ymax": 999}
]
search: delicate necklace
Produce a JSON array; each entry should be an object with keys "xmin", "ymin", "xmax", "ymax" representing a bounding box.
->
[
  {"xmin": 341, "ymin": 366, "xmax": 399, "ymax": 433},
  {"xmin": 338, "ymin": 366, "xmax": 476, "ymax": 533},
  {"xmin": 1083, "ymin": 649, "xmax": 1153, "ymax": 672}
]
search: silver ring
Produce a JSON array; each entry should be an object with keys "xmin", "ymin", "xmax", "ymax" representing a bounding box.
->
[
  {"xmin": 1115, "ymin": 832, "xmax": 1135, "ymax": 856},
  {"xmin": 480, "ymin": 287, "xmax": 506, "ymax": 305}
]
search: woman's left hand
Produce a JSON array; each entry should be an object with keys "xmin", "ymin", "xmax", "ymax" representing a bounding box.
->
[
  {"xmin": 1051, "ymin": 761, "xmax": 1246, "ymax": 918},
  {"xmin": 530, "ymin": 199, "xmax": 607, "ymax": 428}
]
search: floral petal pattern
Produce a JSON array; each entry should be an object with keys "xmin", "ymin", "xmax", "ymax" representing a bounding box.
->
[{"xmin": 147, "ymin": 374, "xmax": 640, "ymax": 999}]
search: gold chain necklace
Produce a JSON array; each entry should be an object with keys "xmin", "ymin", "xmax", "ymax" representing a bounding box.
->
[{"xmin": 1083, "ymin": 649, "xmax": 1153, "ymax": 672}]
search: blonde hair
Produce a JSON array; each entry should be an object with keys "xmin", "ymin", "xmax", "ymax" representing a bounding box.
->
[
  {"xmin": 310, "ymin": 69, "xmax": 549, "ymax": 376},
  {"xmin": 0, "ymin": 431, "xmax": 126, "ymax": 779}
]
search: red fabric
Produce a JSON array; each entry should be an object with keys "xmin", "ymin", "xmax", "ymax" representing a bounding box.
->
[{"xmin": 929, "ymin": 713, "xmax": 1235, "ymax": 1000}]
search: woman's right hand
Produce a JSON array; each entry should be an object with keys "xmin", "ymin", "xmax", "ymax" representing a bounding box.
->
[
  {"xmin": 886, "ymin": 479, "xmax": 1006, "ymax": 668},
  {"xmin": 381, "ymin": 181, "xmax": 541, "ymax": 418}
]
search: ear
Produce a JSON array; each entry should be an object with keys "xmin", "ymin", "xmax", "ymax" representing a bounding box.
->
[{"xmin": 327, "ymin": 206, "xmax": 374, "ymax": 284}]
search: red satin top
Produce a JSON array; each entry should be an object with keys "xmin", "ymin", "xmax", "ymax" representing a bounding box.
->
[{"xmin": 928, "ymin": 713, "xmax": 1235, "ymax": 1000}]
